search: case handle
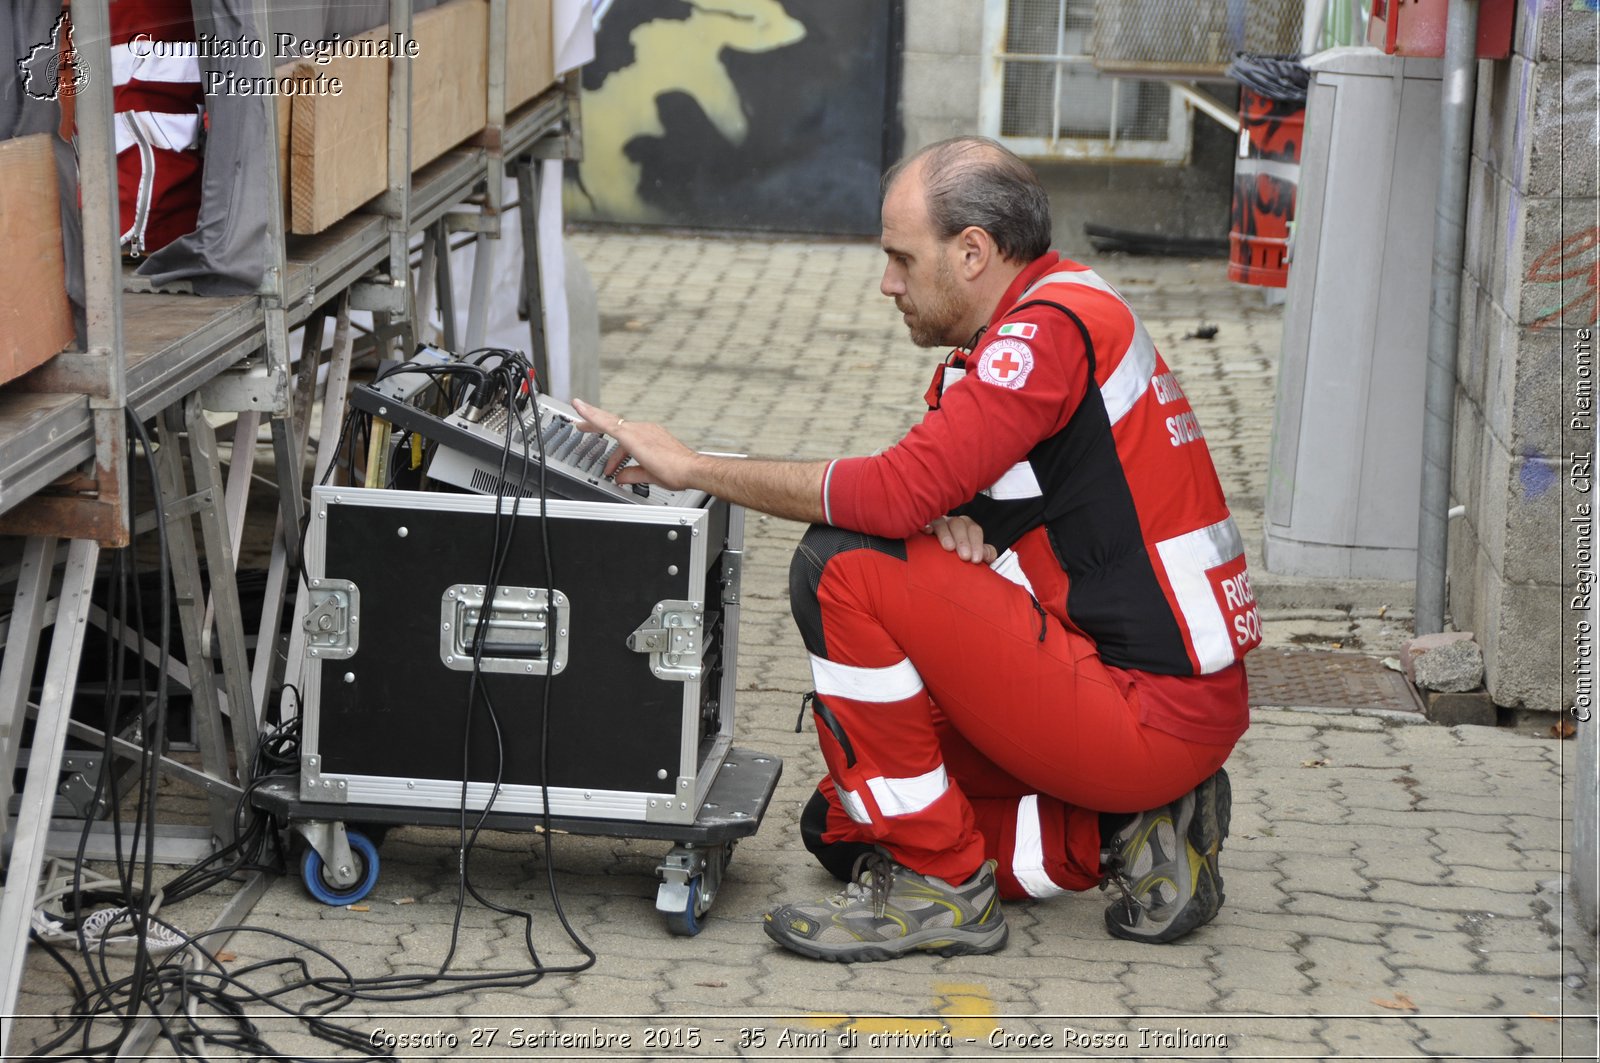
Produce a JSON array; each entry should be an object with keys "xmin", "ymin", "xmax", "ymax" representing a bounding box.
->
[{"xmin": 440, "ymin": 584, "xmax": 569, "ymax": 676}]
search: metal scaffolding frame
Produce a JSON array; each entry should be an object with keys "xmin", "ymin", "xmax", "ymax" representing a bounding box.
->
[{"xmin": 0, "ymin": 1, "xmax": 577, "ymax": 1053}]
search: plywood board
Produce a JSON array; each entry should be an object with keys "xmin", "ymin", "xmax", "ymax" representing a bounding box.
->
[
  {"xmin": 289, "ymin": 33, "xmax": 390, "ymax": 234},
  {"xmin": 412, "ymin": 0, "xmax": 489, "ymax": 166},
  {"xmin": 288, "ymin": 1, "xmax": 497, "ymax": 233},
  {"xmin": 0, "ymin": 134, "xmax": 74, "ymax": 384},
  {"xmin": 507, "ymin": 0, "xmax": 555, "ymax": 110}
]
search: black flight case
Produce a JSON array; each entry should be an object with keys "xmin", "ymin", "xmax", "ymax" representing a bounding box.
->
[{"xmin": 251, "ymin": 483, "xmax": 781, "ymax": 935}]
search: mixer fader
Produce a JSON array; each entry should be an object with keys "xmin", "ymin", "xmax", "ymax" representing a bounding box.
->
[{"xmin": 425, "ymin": 393, "xmax": 709, "ymax": 509}]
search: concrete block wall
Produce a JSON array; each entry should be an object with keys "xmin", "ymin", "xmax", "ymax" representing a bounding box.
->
[
  {"xmin": 1448, "ymin": 1, "xmax": 1598, "ymax": 712},
  {"xmin": 899, "ymin": 1, "xmax": 984, "ymax": 152}
]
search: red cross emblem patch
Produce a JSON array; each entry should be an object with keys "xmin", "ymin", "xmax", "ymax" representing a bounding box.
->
[{"xmin": 976, "ymin": 338, "xmax": 1035, "ymax": 390}]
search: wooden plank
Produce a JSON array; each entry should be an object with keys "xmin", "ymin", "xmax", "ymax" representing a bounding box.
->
[
  {"xmin": 412, "ymin": 0, "xmax": 489, "ymax": 167},
  {"xmin": 0, "ymin": 135, "xmax": 74, "ymax": 384},
  {"xmin": 507, "ymin": 0, "xmax": 555, "ymax": 110},
  {"xmin": 287, "ymin": 0, "xmax": 497, "ymax": 235},
  {"xmin": 0, "ymin": 493, "xmax": 127, "ymax": 544},
  {"xmin": 289, "ymin": 33, "xmax": 391, "ymax": 234},
  {"xmin": 9, "ymin": 289, "xmax": 257, "ymax": 407}
]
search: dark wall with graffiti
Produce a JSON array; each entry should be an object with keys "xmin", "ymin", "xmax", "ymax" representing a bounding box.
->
[{"xmin": 565, "ymin": 0, "xmax": 899, "ymax": 236}]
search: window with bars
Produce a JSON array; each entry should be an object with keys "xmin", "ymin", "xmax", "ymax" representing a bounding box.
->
[{"xmin": 977, "ymin": 0, "xmax": 1193, "ymax": 163}]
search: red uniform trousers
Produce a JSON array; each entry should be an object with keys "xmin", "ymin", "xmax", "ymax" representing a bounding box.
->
[{"xmin": 790, "ymin": 525, "xmax": 1235, "ymax": 900}]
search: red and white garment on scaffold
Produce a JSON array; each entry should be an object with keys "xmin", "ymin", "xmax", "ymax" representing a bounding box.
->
[
  {"xmin": 794, "ymin": 251, "xmax": 1262, "ymax": 900},
  {"xmin": 105, "ymin": 0, "xmax": 204, "ymax": 256}
]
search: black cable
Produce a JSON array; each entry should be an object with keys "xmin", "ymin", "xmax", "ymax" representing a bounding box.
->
[
  {"xmin": 526, "ymin": 360, "xmax": 598, "ymax": 969},
  {"xmin": 374, "ymin": 359, "xmax": 489, "ymax": 387},
  {"xmin": 215, "ymin": 351, "xmax": 590, "ymax": 1012},
  {"xmin": 297, "ymin": 346, "xmax": 597, "ymax": 1001},
  {"xmin": 20, "ymin": 931, "xmax": 92, "ymax": 1059},
  {"xmin": 466, "ymin": 349, "xmax": 596, "ymax": 968},
  {"xmin": 41, "ymin": 915, "xmax": 400, "ymax": 1060},
  {"xmin": 71, "ymin": 414, "xmax": 159, "ymax": 1055},
  {"xmin": 54, "ymin": 410, "xmax": 175, "ymax": 1056},
  {"xmin": 441, "ymin": 353, "xmax": 532, "ymax": 972},
  {"xmin": 37, "ymin": 414, "xmax": 301, "ymax": 1056},
  {"xmin": 126, "ymin": 411, "xmax": 172, "ymax": 1048},
  {"xmin": 25, "ymin": 361, "xmax": 620, "ymax": 1058},
  {"xmin": 346, "ymin": 344, "xmax": 600, "ymax": 989},
  {"xmin": 30, "ymin": 723, "xmax": 402, "ymax": 1056},
  {"xmin": 458, "ymin": 372, "xmax": 569, "ymax": 955}
]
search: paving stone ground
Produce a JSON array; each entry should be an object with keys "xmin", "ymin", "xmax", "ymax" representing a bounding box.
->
[{"xmin": 10, "ymin": 232, "xmax": 1597, "ymax": 1060}]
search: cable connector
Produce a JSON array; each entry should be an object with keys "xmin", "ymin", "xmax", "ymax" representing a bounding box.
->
[{"xmin": 461, "ymin": 378, "xmax": 498, "ymax": 423}]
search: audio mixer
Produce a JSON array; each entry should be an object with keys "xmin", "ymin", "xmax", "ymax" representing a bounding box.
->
[{"xmin": 350, "ymin": 374, "xmax": 708, "ymax": 508}]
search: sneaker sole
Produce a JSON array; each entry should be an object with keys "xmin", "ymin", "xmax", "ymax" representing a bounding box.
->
[
  {"xmin": 1201, "ymin": 768, "xmax": 1232, "ymax": 876},
  {"xmin": 1105, "ymin": 768, "xmax": 1231, "ymax": 945},
  {"xmin": 764, "ymin": 918, "xmax": 1009, "ymax": 964}
]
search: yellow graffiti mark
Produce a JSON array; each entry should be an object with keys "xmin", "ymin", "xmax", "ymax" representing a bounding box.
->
[
  {"xmin": 794, "ymin": 982, "xmax": 1000, "ymax": 1042},
  {"xmin": 936, "ymin": 984, "xmax": 1001, "ymax": 1040},
  {"xmin": 571, "ymin": 0, "xmax": 805, "ymax": 221}
]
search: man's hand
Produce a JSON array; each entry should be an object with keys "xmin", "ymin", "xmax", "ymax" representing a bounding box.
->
[
  {"xmin": 571, "ymin": 398, "xmax": 700, "ymax": 490},
  {"xmin": 570, "ymin": 398, "xmax": 830, "ymax": 524},
  {"xmin": 924, "ymin": 515, "xmax": 996, "ymax": 564}
]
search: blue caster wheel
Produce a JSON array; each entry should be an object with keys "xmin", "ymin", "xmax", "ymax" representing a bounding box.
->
[
  {"xmin": 301, "ymin": 829, "xmax": 380, "ymax": 905},
  {"xmin": 663, "ymin": 877, "xmax": 704, "ymax": 937}
]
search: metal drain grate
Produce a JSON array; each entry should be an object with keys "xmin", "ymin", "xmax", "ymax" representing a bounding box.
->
[{"xmin": 1246, "ymin": 648, "xmax": 1423, "ymax": 715}]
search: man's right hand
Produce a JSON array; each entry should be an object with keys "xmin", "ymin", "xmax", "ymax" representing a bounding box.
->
[
  {"xmin": 571, "ymin": 398, "xmax": 700, "ymax": 490},
  {"xmin": 924, "ymin": 515, "xmax": 997, "ymax": 564},
  {"xmin": 571, "ymin": 397, "xmax": 830, "ymax": 525}
]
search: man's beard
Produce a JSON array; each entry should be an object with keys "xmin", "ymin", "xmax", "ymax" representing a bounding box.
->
[{"xmin": 901, "ymin": 259, "xmax": 965, "ymax": 348}]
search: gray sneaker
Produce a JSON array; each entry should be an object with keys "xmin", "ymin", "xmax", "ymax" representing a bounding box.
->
[
  {"xmin": 763, "ymin": 849, "xmax": 1008, "ymax": 962},
  {"xmin": 1101, "ymin": 768, "xmax": 1231, "ymax": 943}
]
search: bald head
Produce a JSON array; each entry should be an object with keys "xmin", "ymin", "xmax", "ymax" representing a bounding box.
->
[{"xmin": 883, "ymin": 137, "xmax": 1053, "ymax": 265}]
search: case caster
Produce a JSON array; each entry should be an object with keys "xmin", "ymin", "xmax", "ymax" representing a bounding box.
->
[
  {"xmin": 297, "ymin": 822, "xmax": 381, "ymax": 905},
  {"xmin": 661, "ymin": 877, "xmax": 704, "ymax": 937},
  {"xmin": 655, "ymin": 841, "xmax": 734, "ymax": 936}
]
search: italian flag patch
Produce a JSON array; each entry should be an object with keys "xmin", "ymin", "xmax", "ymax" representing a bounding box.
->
[{"xmin": 997, "ymin": 322, "xmax": 1037, "ymax": 339}]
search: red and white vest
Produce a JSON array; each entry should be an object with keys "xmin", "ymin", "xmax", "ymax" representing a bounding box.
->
[{"xmin": 946, "ymin": 257, "xmax": 1262, "ymax": 676}]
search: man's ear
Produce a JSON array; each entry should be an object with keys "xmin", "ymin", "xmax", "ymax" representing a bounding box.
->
[{"xmin": 957, "ymin": 225, "xmax": 994, "ymax": 280}]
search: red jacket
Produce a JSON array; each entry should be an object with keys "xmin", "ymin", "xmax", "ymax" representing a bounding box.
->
[{"xmin": 823, "ymin": 253, "xmax": 1258, "ymax": 743}]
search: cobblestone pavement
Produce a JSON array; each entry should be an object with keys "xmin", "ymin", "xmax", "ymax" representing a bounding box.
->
[{"xmin": 11, "ymin": 232, "xmax": 1598, "ymax": 1060}]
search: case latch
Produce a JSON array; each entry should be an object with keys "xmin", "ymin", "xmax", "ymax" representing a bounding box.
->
[
  {"xmin": 304, "ymin": 579, "xmax": 359, "ymax": 660},
  {"xmin": 441, "ymin": 585, "xmax": 569, "ymax": 675},
  {"xmin": 721, "ymin": 550, "xmax": 743, "ymax": 605},
  {"xmin": 627, "ymin": 600, "xmax": 704, "ymax": 681}
]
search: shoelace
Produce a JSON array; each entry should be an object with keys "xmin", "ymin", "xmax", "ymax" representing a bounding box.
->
[
  {"xmin": 1097, "ymin": 847, "xmax": 1148, "ymax": 917},
  {"xmin": 841, "ymin": 850, "xmax": 896, "ymax": 918}
]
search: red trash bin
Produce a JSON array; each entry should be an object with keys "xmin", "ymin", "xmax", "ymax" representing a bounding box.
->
[
  {"xmin": 1228, "ymin": 84, "xmax": 1306, "ymax": 288},
  {"xmin": 1222, "ymin": 54, "xmax": 1312, "ymax": 288}
]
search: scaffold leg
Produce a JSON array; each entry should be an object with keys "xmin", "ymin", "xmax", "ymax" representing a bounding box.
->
[{"xmin": 0, "ymin": 539, "xmax": 98, "ymax": 1062}]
